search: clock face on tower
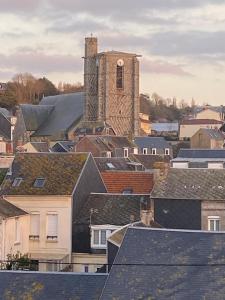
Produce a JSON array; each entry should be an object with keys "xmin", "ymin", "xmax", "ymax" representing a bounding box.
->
[{"xmin": 117, "ymin": 59, "xmax": 124, "ymax": 67}]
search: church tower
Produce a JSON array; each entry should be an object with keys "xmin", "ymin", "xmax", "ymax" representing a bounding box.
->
[{"xmin": 84, "ymin": 37, "xmax": 140, "ymax": 136}]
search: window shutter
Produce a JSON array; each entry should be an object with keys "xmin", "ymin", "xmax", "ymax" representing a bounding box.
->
[
  {"xmin": 47, "ymin": 214, "xmax": 58, "ymax": 237},
  {"xmin": 30, "ymin": 214, "xmax": 40, "ymax": 236}
]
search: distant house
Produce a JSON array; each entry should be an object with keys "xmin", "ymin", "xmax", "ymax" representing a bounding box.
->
[
  {"xmin": 151, "ymin": 122, "xmax": 178, "ymax": 137},
  {"xmin": 101, "ymin": 171, "xmax": 154, "ymax": 194},
  {"xmin": 102, "ymin": 226, "xmax": 225, "ymax": 299},
  {"xmin": 134, "ymin": 136, "xmax": 172, "ymax": 156},
  {"xmin": 73, "ymin": 193, "xmax": 151, "ymax": 273},
  {"xmin": 13, "ymin": 93, "xmax": 83, "ymax": 147},
  {"xmin": 75, "ymin": 135, "xmax": 137, "ymax": 158},
  {"xmin": 190, "ymin": 128, "xmax": 225, "ymax": 149},
  {"xmin": 151, "ymin": 168, "xmax": 225, "ymax": 231},
  {"xmin": 193, "ymin": 105, "xmax": 225, "ymax": 121},
  {"xmin": 2, "ymin": 152, "xmax": 106, "ymax": 271},
  {"xmin": 172, "ymin": 148, "xmax": 225, "ymax": 169},
  {"xmin": 16, "ymin": 142, "xmax": 49, "ymax": 153},
  {"xmin": 179, "ymin": 119, "xmax": 223, "ymax": 140},
  {"xmin": 50, "ymin": 141, "xmax": 76, "ymax": 153}
]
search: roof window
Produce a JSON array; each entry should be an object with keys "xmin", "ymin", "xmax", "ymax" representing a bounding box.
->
[
  {"xmin": 12, "ymin": 177, "xmax": 23, "ymax": 187},
  {"xmin": 106, "ymin": 163, "xmax": 115, "ymax": 169},
  {"xmin": 33, "ymin": 178, "xmax": 45, "ymax": 188}
]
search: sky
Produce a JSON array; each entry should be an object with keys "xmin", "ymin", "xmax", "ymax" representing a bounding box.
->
[{"xmin": 1, "ymin": 0, "xmax": 225, "ymax": 105}]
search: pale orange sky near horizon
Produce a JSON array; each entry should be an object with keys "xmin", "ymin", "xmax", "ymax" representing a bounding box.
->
[{"xmin": 1, "ymin": 0, "xmax": 225, "ymax": 105}]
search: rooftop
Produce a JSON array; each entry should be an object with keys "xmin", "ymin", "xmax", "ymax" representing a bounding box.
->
[
  {"xmin": 178, "ymin": 148, "xmax": 225, "ymax": 159},
  {"xmin": 180, "ymin": 118, "xmax": 223, "ymax": 125},
  {"xmin": 2, "ymin": 153, "xmax": 88, "ymax": 195},
  {"xmin": 134, "ymin": 136, "xmax": 171, "ymax": 149}
]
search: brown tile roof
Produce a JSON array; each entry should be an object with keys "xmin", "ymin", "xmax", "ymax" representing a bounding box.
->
[
  {"xmin": 180, "ymin": 119, "xmax": 223, "ymax": 125},
  {"xmin": 101, "ymin": 171, "xmax": 154, "ymax": 194},
  {"xmin": 2, "ymin": 152, "xmax": 88, "ymax": 195}
]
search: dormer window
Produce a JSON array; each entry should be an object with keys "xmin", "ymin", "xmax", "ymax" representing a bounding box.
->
[
  {"xmin": 33, "ymin": 178, "xmax": 45, "ymax": 188},
  {"xmin": 165, "ymin": 148, "xmax": 170, "ymax": 155},
  {"xmin": 151, "ymin": 148, "xmax": 157, "ymax": 155},
  {"xmin": 142, "ymin": 148, "xmax": 148, "ymax": 155},
  {"xmin": 12, "ymin": 177, "xmax": 23, "ymax": 187}
]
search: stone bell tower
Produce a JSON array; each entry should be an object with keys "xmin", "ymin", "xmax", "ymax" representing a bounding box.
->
[{"xmin": 84, "ymin": 37, "xmax": 140, "ymax": 136}]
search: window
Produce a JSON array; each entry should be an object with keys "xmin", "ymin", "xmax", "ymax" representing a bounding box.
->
[
  {"xmin": 122, "ymin": 188, "xmax": 133, "ymax": 194},
  {"xmin": 47, "ymin": 213, "xmax": 58, "ymax": 240},
  {"xmin": 106, "ymin": 151, "xmax": 112, "ymax": 158},
  {"xmin": 30, "ymin": 213, "xmax": 40, "ymax": 240},
  {"xmin": 208, "ymin": 216, "xmax": 220, "ymax": 231},
  {"xmin": 151, "ymin": 148, "xmax": 157, "ymax": 155},
  {"xmin": 106, "ymin": 163, "xmax": 115, "ymax": 169},
  {"xmin": 165, "ymin": 148, "xmax": 170, "ymax": 155},
  {"xmin": 142, "ymin": 148, "xmax": 148, "ymax": 155},
  {"xmin": 133, "ymin": 148, "xmax": 138, "ymax": 154},
  {"xmin": 12, "ymin": 177, "xmax": 23, "ymax": 187},
  {"xmin": 15, "ymin": 218, "xmax": 20, "ymax": 243},
  {"xmin": 46, "ymin": 260, "xmax": 59, "ymax": 272},
  {"xmin": 83, "ymin": 265, "xmax": 89, "ymax": 273},
  {"xmin": 116, "ymin": 65, "xmax": 124, "ymax": 89},
  {"xmin": 92, "ymin": 229, "xmax": 108, "ymax": 247},
  {"xmin": 124, "ymin": 148, "xmax": 129, "ymax": 158},
  {"xmin": 34, "ymin": 178, "xmax": 45, "ymax": 188}
]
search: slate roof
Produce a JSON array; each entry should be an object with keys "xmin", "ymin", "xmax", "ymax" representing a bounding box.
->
[
  {"xmin": 0, "ymin": 198, "xmax": 27, "ymax": 218},
  {"xmin": 90, "ymin": 135, "xmax": 135, "ymax": 150},
  {"xmin": 180, "ymin": 118, "xmax": 223, "ymax": 125},
  {"xmin": 51, "ymin": 141, "xmax": 76, "ymax": 152},
  {"xmin": 134, "ymin": 136, "xmax": 171, "ymax": 149},
  {"xmin": 101, "ymin": 227, "xmax": 225, "ymax": 300},
  {"xmin": 101, "ymin": 171, "xmax": 154, "ymax": 194},
  {"xmin": 2, "ymin": 152, "xmax": 88, "ymax": 195},
  {"xmin": 151, "ymin": 168, "xmax": 225, "ymax": 200},
  {"xmin": 0, "ymin": 108, "xmax": 10, "ymax": 118},
  {"xmin": 0, "ymin": 271, "xmax": 107, "ymax": 300},
  {"xmin": 178, "ymin": 148, "xmax": 225, "ymax": 158},
  {"xmin": 130, "ymin": 154, "xmax": 170, "ymax": 169},
  {"xmin": 32, "ymin": 93, "xmax": 84, "ymax": 139},
  {"xmin": 94, "ymin": 157, "xmax": 137, "ymax": 171},
  {"xmin": 195, "ymin": 128, "xmax": 225, "ymax": 140},
  {"xmin": 75, "ymin": 193, "xmax": 150, "ymax": 225},
  {"xmin": 152, "ymin": 122, "xmax": 179, "ymax": 132},
  {"xmin": 0, "ymin": 110, "xmax": 11, "ymax": 140}
]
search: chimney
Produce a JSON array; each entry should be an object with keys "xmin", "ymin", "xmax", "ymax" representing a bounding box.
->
[
  {"xmin": 85, "ymin": 36, "xmax": 98, "ymax": 58},
  {"xmin": 140, "ymin": 209, "xmax": 154, "ymax": 227}
]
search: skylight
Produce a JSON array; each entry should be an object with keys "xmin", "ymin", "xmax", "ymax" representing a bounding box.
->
[
  {"xmin": 106, "ymin": 163, "xmax": 115, "ymax": 169},
  {"xmin": 12, "ymin": 177, "xmax": 23, "ymax": 187},
  {"xmin": 33, "ymin": 178, "xmax": 45, "ymax": 188}
]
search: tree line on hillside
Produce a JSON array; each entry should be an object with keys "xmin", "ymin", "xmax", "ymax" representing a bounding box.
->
[
  {"xmin": 140, "ymin": 93, "xmax": 196, "ymax": 122},
  {"xmin": 0, "ymin": 73, "xmax": 83, "ymax": 111}
]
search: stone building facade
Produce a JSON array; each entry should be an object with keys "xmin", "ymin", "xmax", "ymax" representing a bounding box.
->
[{"xmin": 84, "ymin": 37, "xmax": 140, "ymax": 136}]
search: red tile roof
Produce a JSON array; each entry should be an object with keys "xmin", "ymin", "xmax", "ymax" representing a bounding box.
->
[
  {"xmin": 180, "ymin": 119, "xmax": 223, "ymax": 125},
  {"xmin": 101, "ymin": 171, "xmax": 154, "ymax": 194}
]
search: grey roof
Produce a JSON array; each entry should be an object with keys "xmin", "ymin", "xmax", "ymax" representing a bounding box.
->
[
  {"xmin": 0, "ymin": 110, "xmax": 11, "ymax": 140},
  {"xmin": 101, "ymin": 227, "xmax": 225, "ymax": 300},
  {"xmin": 130, "ymin": 154, "xmax": 170, "ymax": 169},
  {"xmin": 32, "ymin": 93, "xmax": 84, "ymax": 139},
  {"xmin": 134, "ymin": 136, "xmax": 171, "ymax": 149},
  {"xmin": 75, "ymin": 193, "xmax": 150, "ymax": 225},
  {"xmin": 0, "ymin": 198, "xmax": 27, "ymax": 218},
  {"xmin": 94, "ymin": 157, "xmax": 137, "ymax": 171},
  {"xmin": 21, "ymin": 104, "xmax": 54, "ymax": 131},
  {"xmin": 0, "ymin": 108, "xmax": 10, "ymax": 118},
  {"xmin": 51, "ymin": 141, "xmax": 76, "ymax": 152},
  {"xmin": 194, "ymin": 105, "xmax": 224, "ymax": 114},
  {"xmin": 178, "ymin": 148, "xmax": 225, "ymax": 158},
  {"xmin": 197, "ymin": 128, "xmax": 225, "ymax": 140},
  {"xmin": 0, "ymin": 271, "xmax": 107, "ymax": 300},
  {"xmin": 152, "ymin": 122, "xmax": 179, "ymax": 132},
  {"xmin": 151, "ymin": 168, "xmax": 225, "ymax": 200}
]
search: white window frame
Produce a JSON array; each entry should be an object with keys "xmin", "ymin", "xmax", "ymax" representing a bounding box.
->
[
  {"xmin": 151, "ymin": 148, "xmax": 157, "ymax": 155},
  {"xmin": 106, "ymin": 151, "xmax": 112, "ymax": 158},
  {"xmin": 46, "ymin": 212, "xmax": 58, "ymax": 241},
  {"xmin": 142, "ymin": 148, "xmax": 148, "ymax": 155},
  {"xmin": 124, "ymin": 148, "xmax": 129, "ymax": 158},
  {"xmin": 165, "ymin": 148, "xmax": 170, "ymax": 155},
  {"xmin": 29, "ymin": 212, "xmax": 40, "ymax": 240},
  {"xmin": 91, "ymin": 225, "xmax": 120, "ymax": 249},
  {"xmin": 208, "ymin": 216, "xmax": 220, "ymax": 231},
  {"xmin": 133, "ymin": 148, "xmax": 138, "ymax": 154}
]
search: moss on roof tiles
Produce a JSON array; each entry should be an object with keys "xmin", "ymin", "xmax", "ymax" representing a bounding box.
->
[{"xmin": 3, "ymin": 153, "xmax": 88, "ymax": 195}]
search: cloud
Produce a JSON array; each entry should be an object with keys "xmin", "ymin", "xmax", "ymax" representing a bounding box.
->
[
  {"xmin": 141, "ymin": 58, "xmax": 192, "ymax": 76},
  {"xmin": 150, "ymin": 31, "xmax": 225, "ymax": 57},
  {"xmin": 0, "ymin": 51, "xmax": 82, "ymax": 74},
  {"xmin": 0, "ymin": 0, "xmax": 42, "ymax": 13}
]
